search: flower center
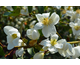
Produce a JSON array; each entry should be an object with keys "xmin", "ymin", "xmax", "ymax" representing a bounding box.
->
[
  {"xmin": 12, "ymin": 34, "xmax": 17, "ymax": 39},
  {"xmin": 74, "ymin": 26, "xmax": 80, "ymax": 30},
  {"xmin": 42, "ymin": 18, "xmax": 49, "ymax": 25},
  {"xmin": 76, "ymin": 9, "xmax": 80, "ymax": 14},
  {"xmin": 50, "ymin": 39, "xmax": 57, "ymax": 46}
]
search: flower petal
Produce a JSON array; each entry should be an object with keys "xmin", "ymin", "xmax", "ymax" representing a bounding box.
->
[
  {"xmin": 42, "ymin": 25, "xmax": 56, "ymax": 38},
  {"xmin": 7, "ymin": 35, "xmax": 14, "ymax": 44},
  {"xmin": 36, "ymin": 14, "xmax": 44, "ymax": 22},
  {"xmin": 16, "ymin": 48, "xmax": 24, "ymax": 57},
  {"xmin": 13, "ymin": 38, "xmax": 19, "ymax": 46},
  {"xmin": 40, "ymin": 39, "xmax": 51, "ymax": 47},
  {"xmin": 32, "ymin": 29, "xmax": 40, "ymax": 40},
  {"xmin": 7, "ymin": 43, "xmax": 14, "ymax": 50},
  {"xmin": 51, "ymin": 33, "xmax": 58, "ymax": 40},
  {"xmin": 4, "ymin": 26, "xmax": 18, "ymax": 35},
  {"xmin": 48, "ymin": 46, "xmax": 57, "ymax": 52},
  {"xmin": 49, "ymin": 12, "xmax": 60, "ymax": 25},
  {"xmin": 34, "ymin": 22, "xmax": 44, "ymax": 30},
  {"xmin": 42, "ymin": 13, "xmax": 50, "ymax": 18},
  {"xmin": 54, "ymin": 43, "xmax": 63, "ymax": 49}
]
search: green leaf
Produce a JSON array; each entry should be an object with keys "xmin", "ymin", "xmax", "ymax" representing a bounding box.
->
[
  {"xmin": 28, "ymin": 6, "xmax": 32, "ymax": 13},
  {"xmin": 9, "ymin": 8, "xmax": 20, "ymax": 16},
  {"xmin": 3, "ymin": 12, "xmax": 11, "ymax": 16},
  {"xmin": 0, "ymin": 46, "xmax": 5, "ymax": 56},
  {"xmin": 12, "ymin": 6, "xmax": 17, "ymax": 10},
  {"xmin": 37, "ymin": 6, "xmax": 44, "ymax": 14},
  {"xmin": 27, "ymin": 47, "xmax": 35, "ymax": 56}
]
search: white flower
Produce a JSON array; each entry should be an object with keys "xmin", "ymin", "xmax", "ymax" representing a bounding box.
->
[
  {"xmin": 56, "ymin": 39, "xmax": 72, "ymax": 57},
  {"xmin": 65, "ymin": 9, "xmax": 80, "ymax": 22},
  {"xmin": 34, "ymin": 12, "xmax": 60, "ymax": 37},
  {"xmin": 15, "ymin": 39, "xmax": 26, "ymax": 57},
  {"xmin": 54, "ymin": 6, "xmax": 61, "ymax": 9},
  {"xmin": 5, "ymin": 6, "xmax": 13, "ymax": 11},
  {"xmin": 26, "ymin": 28, "xmax": 40, "ymax": 40},
  {"xmin": 40, "ymin": 34, "xmax": 59, "ymax": 54},
  {"xmin": 71, "ymin": 46, "xmax": 80, "ymax": 59},
  {"xmin": 40, "ymin": 34, "xmax": 72, "ymax": 56},
  {"xmin": 33, "ymin": 52, "xmax": 44, "ymax": 59},
  {"xmin": 69, "ymin": 20, "xmax": 80, "ymax": 39},
  {"xmin": 3, "ymin": 26, "xmax": 21, "ymax": 50},
  {"xmin": 20, "ymin": 6, "xmax": 28, "ymax": 15}
]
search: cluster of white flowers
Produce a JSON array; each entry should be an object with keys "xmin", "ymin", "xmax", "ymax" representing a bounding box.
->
[
  {"xmin": 3, "ymin": 9, "xmax": 80, "ymax": 59},
  {"xmin": 3, "ymin": 26, "xmax": 26, "ymax": 57}
]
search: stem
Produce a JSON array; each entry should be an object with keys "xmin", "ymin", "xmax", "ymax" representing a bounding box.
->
[
  {"xmin": 59, "ymin": 21, "xmax": 69, "ymax": 24},
  {"xmin": 57, "ymin": 32, "xmax": 62, "ymax": 39},
  {"xmin": 68, "ymin": 41, "xmax": 80, "ymax": 44},
  {"xmin": 20, "ymin": 21, "xmax": 24, "ymax": 35},
  {"xmin": 1, "ymin": 41, "xmax": 80, "ymax": 49}
]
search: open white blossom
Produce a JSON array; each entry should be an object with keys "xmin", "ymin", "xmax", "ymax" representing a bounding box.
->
[
  {"xmin": 34, "ymin": 12, "xmax": 60, "ymax": 38},
  {"xmin": 4, "ymin": 26, "xmax": 21, "ymax": 50},
  {"xmin": 69, "ymin": 19, "xmax": 80, "ymax": 39},
  {"xmin": 56, "ymin": 39, "xmax": 72, "ymax": 57},
  {"xmin": 40, "ymin": 34, "xmax": 72, "ymax": 56},
  {"xmin": 26, "ymin": 28, "xmax": 40, "ymax": 40},
  {"xmin": 65, "ymin": 8, "xmax": 80, "ymax": 22},
  {"xmin": 15, "ymin": 39, "xmax": 26, "ymax": 57}
]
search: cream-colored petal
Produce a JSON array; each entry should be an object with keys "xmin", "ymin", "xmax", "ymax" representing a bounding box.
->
[
  {"xmin": 7, "ymin": 43, "xmax": 15, "ymax": 50},
  {"xmin": 16, "ymin": 48, "xmax": 24, "ymax": 57},
  {"xmin": 13, "ymin": 38, "xmax": 19, "ymax": 46},
  {"xmin": 4, "ymin": 26, "xmax": 18, "ymax": 35},
  {"xmin": 51, "ymin": 33, "xmax": 58, "ymax": 40},
  {"xmin": 49, "ymin": 12, "xmax": 60, "ymax": 25},
  {"xmin": 36, "ymin": 14, "xmax": 44, "ymax": 22},
  {"xmin": 42, "ymin": 13, "xmax": 50, "ymax": 18},
  {"xmin": 32, "ymin": 29, "xmax": 40, "ymax": 40},
  {"xmin": 48, "ymin": 46, "xmax": 57, "ymax": 52},
  {"xmin": 7, "ymin": 35, "xmax": 14, "ymax": 44},
  {"xmin": 40, "ymin": 39, "xmax": 51, "ymax": 47},
  {"xmin": 34, "ymin": 22, "xmax": 44, "ymax": 30}
]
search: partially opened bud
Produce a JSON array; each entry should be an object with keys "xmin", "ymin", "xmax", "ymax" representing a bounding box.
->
[
  {"xmin": 26, "ymin": 28, "xmax": 40, "ymax": 40},
  {"xmin": 33, "ymin": 52, "xmax": 44, "ymax": 59}
]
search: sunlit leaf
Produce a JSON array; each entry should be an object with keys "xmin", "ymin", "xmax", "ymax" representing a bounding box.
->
[{"xmin": 27, "ymin": 47, "xmax": 35, "ymax": 56}]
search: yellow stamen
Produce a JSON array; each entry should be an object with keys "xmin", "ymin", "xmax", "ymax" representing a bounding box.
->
[
  {"xmin": 40, "ymin": 49, "xmax": 44, "ymax": 51},
  {"xmin": 74, "ymin": 26, "xmax": 80, "ymax": 31},
  {"xmin": 50, "ymin": 39, "xmax": 57, "ymax": 46},
  {"xmin": 12, "ymin": 34, "xmax": 17, "ymax": 39},
  {"xmin": 42, "ymin": 18, "xmax": 49, "ymax": 25}
]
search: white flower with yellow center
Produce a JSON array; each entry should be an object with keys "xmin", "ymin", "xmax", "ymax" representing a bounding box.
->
[
  {"xmin": 40, "ymin": 34, "xmax": 59, "ymax": 54},
  {"xmin": 3, "ymin": 26, "xmax": 21, "ymax": 50},
  {"xmin": 69, "ymin": 20, "xmax": 80, "ymax": 39},
  {"xmin": 15, "ymin": 39, "xmax": 26, "ymax": 57},
  {"xmin": 20, "ymin": 6, "xmax": 28, "ymax": 15},
  {"xmin": 65, "ymin": 9, "xmax": 80, "ymax": 22},
  {"xmin": 26, "ymin": 28, "xmax": 40, "ymax": 40},
  {"xmin": 34, "ymin": 12, "xmax": 60, "ymax": 38}
]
